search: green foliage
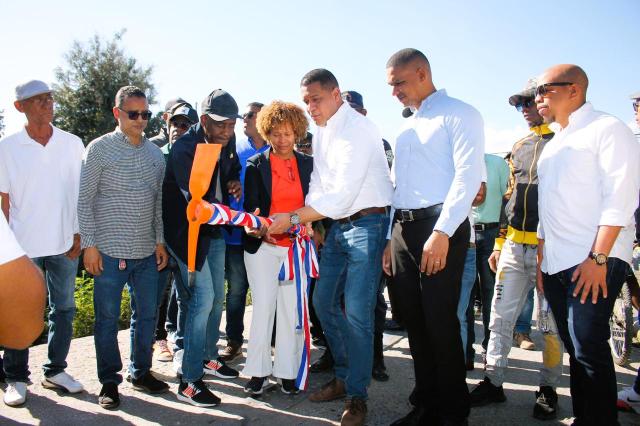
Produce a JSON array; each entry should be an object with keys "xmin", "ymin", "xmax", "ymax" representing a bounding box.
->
[
  {"xmin": 73, "ymin": 272, "xmax": 132, "ymax": 338},
  {"xmin": 52, "ymin": 30, "xmax": 160, "ymax": 145}
]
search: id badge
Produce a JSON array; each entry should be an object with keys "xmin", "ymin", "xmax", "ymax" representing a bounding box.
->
[{"xmin": 118, "ymin": 259, "xmax": 127, "ymax": 271}]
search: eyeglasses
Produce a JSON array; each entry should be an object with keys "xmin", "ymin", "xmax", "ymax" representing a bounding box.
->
[
  {"xmin": 515, "ymin": 99, "xmax": 535, "ymax": 112},
  {"xmin": 633, "ymin": 102, "xmax": 639, "ymax": 113},
  {"xmin": 118, "ymin": 107, "xmax": 152, "ymax": 120},
  {"xmin": 170, "ymin": 120, "xmax": 191, "ymax": 130},
  {"xmin": 296, "ymin": 142, "xmax": 312, "ymax": 149},
  {"xmin": 535, "ymin": 82, "xmax": 573, "ymax": 97},
  {"xmin": 243, "ymin": 111, "xmax": 256, "ymax": 119}
]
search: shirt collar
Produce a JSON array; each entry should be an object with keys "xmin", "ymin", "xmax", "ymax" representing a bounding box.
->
[
  {"xmin": 324, "ymin": 102, "xmax": 351, "ymax": 131},
  {"xmin": 19, "ymin": 124, "xmax": 55, "ymax": 145},
  {"xmin": 549, "ymin": 102, "xmax": 593, "ymax": 133},
  {"xmin": 530, "ymin": 123, "xmax": 553, "ymax": 136},
  {"xmin": 416, "ymin": 89, "xmax": 447, "ymax": 114},
  {"xmin": 114, "ymin": 127, "xmax": 147, "ymax": 148}
]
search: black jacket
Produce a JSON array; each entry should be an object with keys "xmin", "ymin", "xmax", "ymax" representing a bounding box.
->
[
  {"xmin": 242, "ymin": 149, "xmax": 313, "ymax": 254},
  {"xmin": 162, "ymin": 123, "xmax": 241, "ymax": 270}
]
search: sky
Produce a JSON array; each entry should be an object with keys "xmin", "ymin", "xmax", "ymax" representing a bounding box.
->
[{"xmin": 1, "ymin": 0, "xmax": 639, "ymax": 153}]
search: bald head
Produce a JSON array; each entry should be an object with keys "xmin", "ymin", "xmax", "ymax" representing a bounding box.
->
[
  {"xmin": 540, "ymin": 64, "xmax": 588, "ymax": 100},
  {"xmin": 535, "ymin": 64, "xmax": 589, "ymax": 127}
]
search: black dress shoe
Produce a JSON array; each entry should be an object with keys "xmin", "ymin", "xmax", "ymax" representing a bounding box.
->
[
  {"xmin": 372, "ymin": 361, "xmax": 389, "ymax": 382},
  {"xmin": 384, "ymin": 318, "xmax": 405, "ymax": 331},
  {"xmin": 390, "ymin": 405, "xmax": 428, "ymax": 425},
  {"xmin": 310, "ymin": 351, "xmax": 334, "ymax": 373}
]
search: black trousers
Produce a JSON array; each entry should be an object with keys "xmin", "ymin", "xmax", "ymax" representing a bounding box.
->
[{"xmin": 390, "ymin": 215, "xmax": 470, "ymax": 422}]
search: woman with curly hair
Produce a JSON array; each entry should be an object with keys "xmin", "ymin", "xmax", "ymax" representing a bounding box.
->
[{"xmin": 241, "ymin": 101, "xmax": 313, "ymax": 396}]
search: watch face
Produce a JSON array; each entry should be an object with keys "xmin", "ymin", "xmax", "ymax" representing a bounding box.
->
[
  {"xmin": 290, "ymin": 214, "xmax": 300, "ymax": 225},
  {"xmin": 596, "ymin": 254, "xmax": 607, "ymax": 265}
]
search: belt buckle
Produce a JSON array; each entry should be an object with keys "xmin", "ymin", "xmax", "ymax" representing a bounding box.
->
[{"xmin": 399, "ymin": 209, "xmax": 414, "ymax": 222}]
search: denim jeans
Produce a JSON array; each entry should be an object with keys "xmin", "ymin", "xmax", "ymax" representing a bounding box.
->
[
  {"xmin": 543, "ymin": 257, "xmax": 627, "ymax": 426},
  {"xmin": 457, "ymin": 247, "xmax": 476, "ymax": 361},
  {"xmin": 3, "ymin": 254, "xmax": 77, "ymax": 382},
  {"xmin": 93, "ymin": 253, "xmax": 159, "ymax": 384},
  {"xmin": 475, "ymin": 227, "xmax": 498, "ymax": 349},
  {"xmin": 514, "ymin": 287, "xmax": 534, "ymax": 334},
  {"xmin": 170, "ymin": 236, "xmax": 226, "ymax": 383},
  {"xmin": 313, "ymin": 213, "xmax": 387, "ymax": 399},
  {"xmin": 224, "ymin": 244, "xmax": 249, "ymax": 344}
]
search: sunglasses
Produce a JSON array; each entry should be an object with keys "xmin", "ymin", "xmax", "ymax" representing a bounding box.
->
[
  {"xmin": 170, "ymin": 120, "xmax": 191, "ymax": 130},
  {"xmin": 118, "ymin": 107, "xmax": 152, "ymax": 120},
  {"xmin": 535, "ymin": 82, "xmax": 573, "ymax": 97},
  {"xmin": 515, "ymin": 99, "xmax": 535, "ymax": 112},
  {"xmin": 243, "ymin": 111, "xmax": 256, "ymax": 119},
  {"xmin": 633, "ymin": 102, "xmax": 639, "ymax": 113},
  {"xmin": 296, "ymin": 142, "xmax": 312, "ymax": 149}
]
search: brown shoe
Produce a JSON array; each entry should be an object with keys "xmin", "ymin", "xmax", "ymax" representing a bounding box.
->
[
  {"xmin": 220, "ymin": 341, "xmax": 242, "ymax": 362},
  {"xmin": 514, "ymin": 333, "xmax": 536, "ymax": 351},
  {"xmin": 309, "ymin": 378, "xmax": 346, "ymax": 402},
  {"xmin": 341, "ymin": 398, "xmax": 367, "ymax": 426}
]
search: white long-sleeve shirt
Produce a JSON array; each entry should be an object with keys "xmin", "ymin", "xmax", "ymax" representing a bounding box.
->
[
  {"xmin": 537, "ymin": 102, "xmax": 640, "ymax": 274},
  {"xmin": 390, "ymin": 89, "xmax": 485, "ymax": 236},
  {"xmin": 305, "ymin": 103, "xmax": 393, "ymax": 219}
]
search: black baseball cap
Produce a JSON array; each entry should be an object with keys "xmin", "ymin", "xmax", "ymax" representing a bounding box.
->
[
  {"xmin": 164, "ymin": 97, "xmax": 188, "ymax": 112},
  {"xmin": 200, "ymin": 89, "xmax": 242, "ymax": 121},
  {"xmin": 342, "ymin": 91, "xmax": 364, "ymax": 109},
  {"xmin": 169, "ymin": 104, "xmax": 198, "ymax": 124}
]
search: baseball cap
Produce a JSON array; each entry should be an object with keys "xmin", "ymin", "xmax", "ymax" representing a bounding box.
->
[
  {"xmin": 342, "ymin": 91, "xmax": 364, "ymax": 109},
  {"xmin": 630, "ymin": 91, "xmax": 640, "ymax": 101},
  {"xmin": 15, "ymin": 80, "xmax": 52, "ymax": 101},
  {"xmin": 164, "ymin": 97, "xmax": 189, "ymax": 112},
  {"xmin": 169, "ymin": 104, "xmax": 198, "ymax": 124},
  {"xmin": 508, "ymin": 78, "xmax": 537, "ymax": 106},
  {"xmin": 200, "ymin": 89, "xmax": 241, "ymax": 121}
]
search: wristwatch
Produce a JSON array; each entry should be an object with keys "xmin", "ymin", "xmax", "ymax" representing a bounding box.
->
[
  {"xmin": 589, "ymin": 251, "xmax": 608, "ymax": 266},
  {"xmin": 290, "ymin": 213, "xmax": 301, "ymax": 226}
]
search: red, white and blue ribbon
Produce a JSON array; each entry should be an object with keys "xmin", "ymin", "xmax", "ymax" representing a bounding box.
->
[{"xmin": 204, "ymin": 202, "xmax": 319, "ymax": 390}]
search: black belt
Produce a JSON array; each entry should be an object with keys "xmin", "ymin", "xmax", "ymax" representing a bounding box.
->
[
  {"xmin": 394, "ymin": 204, "xmax": 443, "ymax": 223},
  {"xmin": 337, "ymin": 207, "xmax": 387, "ymax": 224},
  {"xmin": 474, "ymin": 222, "xmax": 499, "ymax": 231}
]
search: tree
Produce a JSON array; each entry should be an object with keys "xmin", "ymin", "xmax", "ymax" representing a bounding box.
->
[{"xmin": 53, "ymin": 30, "xmax": 162, "ymax": 145}]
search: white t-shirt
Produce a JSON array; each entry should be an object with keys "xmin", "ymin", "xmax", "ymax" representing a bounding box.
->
[
  {"xmin": 0, "ymin": 213, "xmax": 24, "ymax": 264},
  {"xmin": 0, "ymin": 125, "xmax": 84, "ymax": 258}
]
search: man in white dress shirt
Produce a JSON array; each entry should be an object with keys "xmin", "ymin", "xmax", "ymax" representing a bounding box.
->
[
  {"xmin": 535, "ymin": 64, "xmax": 640, "ymax": 426},
  {"xmin": 382, "ymin": 48, "xmax": 484, "ymax": 426},
  {"xmin": 267, "ymin": 68, "xmax": 393, "ymax": 426}
]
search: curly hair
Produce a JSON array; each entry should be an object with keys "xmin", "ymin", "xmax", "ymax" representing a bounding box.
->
[{"xmin": 256, "ymin": 101, "xmax": 308, "ymax": 143}]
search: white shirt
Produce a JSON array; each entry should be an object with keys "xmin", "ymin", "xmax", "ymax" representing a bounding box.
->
[
  {"xmin": 537, "ymin": 102, "xmax": 640, "ymax": 274},
  {"xmin": 391, "ymin": 89, "xmax": 485, "ymax": 236},
  {"xmin": 0, "ymin": 125, "xmax": 84, "ymax": 258},
  {"xmin": 0, "ymin": 213, "xmax": 24, "ymax": 265},
  {"xmin": 306, "ymin": 103, "xmax": 393, "ymax": 219}
]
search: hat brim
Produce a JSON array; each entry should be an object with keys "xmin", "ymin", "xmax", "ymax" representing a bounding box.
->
[
  {"xmin": 508, "ymin": 92, "xmax": 534, "ymax": 106},
  {"xmin": 206, "ymin": 113, "xmax": 242, "ymax": 121},
  {"xmin": 630, "ymin": 91, "xmax": 640, "ymax": 100},
  {"xmin": 17, "ymin": 88, "xmax": 53, "ymax": 102}
]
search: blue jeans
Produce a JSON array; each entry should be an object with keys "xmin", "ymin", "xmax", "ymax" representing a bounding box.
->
[
  {"xmin": 170, "ymin": 236, "xmax": 226, "ymax": 383},
  {"xmin": 3, "ymin": 254, "xmax": 77, "ymax": 382},
  {"xmin": 93, "ymin": 253, "xmax": 159, "ymax": 384},
  {"xmin": 224, "ymin": 244, "xmax": 249, "ymax": 344},
  {"xmin": 543, "ymin": 258, "xmax": 627, "ymax": 426},
  {"xmin": 475, "ymin": 227, "xmax": 498, "ymax": 350},
  {"xmin": 457, "ymin": 247, "xmax": 476, "ymax": 361},
  {"xmin": 313, "ymin": 213, "xmax": 388, "ymax": 399},
  {"xmin": 514, "ymin": 287, "xmax": 534, "ymax": 334}
]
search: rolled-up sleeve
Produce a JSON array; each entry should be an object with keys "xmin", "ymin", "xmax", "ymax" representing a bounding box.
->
[
  {"xmin": 597, "ymin": 123, "xmax": 640, "ymax": 227},
  {"xmin": 434, "ymin": 109, "xmax": 485, "ymax": 236}
]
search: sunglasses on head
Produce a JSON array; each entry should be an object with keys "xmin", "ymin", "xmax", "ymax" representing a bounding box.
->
[
  {"xmin": 515, "ymin": 99, "xmax": 535, "ymax": 112},
  {"xmin": 118, "ymin": 107, "xmax": 152, "ymax": 120},
  {"xmin": 535, "ymin": 82, "xmax": 573, "ymax": 97},
  {"xmin": 243, "ymin": 111, "xmax": 256, "ymax": 119}
]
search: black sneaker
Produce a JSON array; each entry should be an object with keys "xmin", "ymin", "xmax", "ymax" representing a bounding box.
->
[
  {"xmin": 98, "ymin": 382, "xmax": 120, "ymax": 409},
  {"xmin": 203, "ymin": 358, "xmax": 239, "ymax": 379},
  {"xmin": 469, "ymin": 377, "xmax": 507, "ymax": 407},
  {"xmin": 244, "ymin": 376, "xmax": 269, "ymax": 395},
  {"xmin": 533, "ymin": 386, "xmax": 558, "ymax": 420},
  {"xmin": 177, "ymin": 380, "xmax": 221, "ymax": 407},
  {"xmin": 131, "ymin": 371, "xmax": 169, "ymax": 394},
  {"xmin": 280, "ymin": 378, "xmax": 300, "ymax": 395},
  {"xmin": 372, "ymin": 360, "xmax": 390, "ymax": 382},
  {"xmin": 310, "ymin": 350, "xmax": 334, "ymax": 373}
]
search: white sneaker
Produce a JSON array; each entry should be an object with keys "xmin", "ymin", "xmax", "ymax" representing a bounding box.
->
[
  {"xmin": 4, "ymin": 381, "xmax": 27, "ymax": 406},
  {"xmin": 617, "ymin": 386, "xmax": 640, "ymax": 413},
  {"xmin": 42, "ymin": 372, "xmax": 84, "ymax": 394},
  {"xmin": 173, "ymin": 349, "xmax": 184, "ymax": 376}
]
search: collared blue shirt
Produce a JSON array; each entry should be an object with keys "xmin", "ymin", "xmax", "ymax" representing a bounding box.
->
[
  {"xmin": 222, "ymin": 136, "xmax": 269, "ymax": 245},
  {"xmin": 391, "ymin": 89, "xmax": 485, "ymax": 236}
]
